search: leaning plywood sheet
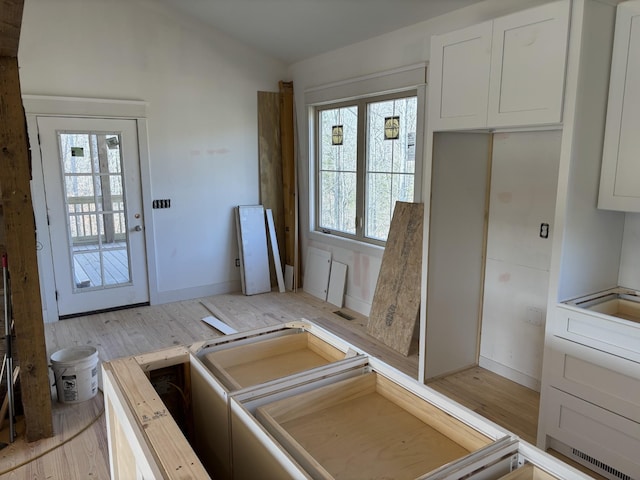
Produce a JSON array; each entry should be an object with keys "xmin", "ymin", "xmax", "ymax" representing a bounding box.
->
[
  {"xmin": 236, "ymin": 205, "xmax": 271, "ymax": 295},
  {"xmin": 367, "ymin": 201, "xmax": 423, "ymax": 356}
]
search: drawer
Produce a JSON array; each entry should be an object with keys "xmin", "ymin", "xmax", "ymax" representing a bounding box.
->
[
  {"xmin": 253, "ymin": 370, "xmax": 509, "ymax": 479},
  {"xmin": 553, "ymin": 305, "xmax": 640, "ymax": 362},
  {"xmin": 190, "ymin": 321, "xmax": 362, "ymax": 478},
  {"xmin": 547, "ymin": 336, "xmax": 640, "ymax": 422},
  {"xmin": 197, "ymin": 323, "xmax": 355, "ymax": 390},
  {"xmin": 542, "ymin": 387, "xmax": 640, "ymax": 480}
]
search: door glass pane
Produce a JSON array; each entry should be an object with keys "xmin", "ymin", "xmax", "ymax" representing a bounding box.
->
[{"xmin": 58, "ymin": 131, "xmax": 132, "ymax": 291}]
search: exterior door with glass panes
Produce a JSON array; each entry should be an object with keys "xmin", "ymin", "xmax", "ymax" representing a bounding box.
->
[{"xmin": 37, "ymin": 117, "xmax": 148, "ymax": 317}]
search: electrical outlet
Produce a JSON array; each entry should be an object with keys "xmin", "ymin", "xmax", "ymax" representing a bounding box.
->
[{"xmin": 539, "ymin": 223, "xmax": 549, "ymax": 238}]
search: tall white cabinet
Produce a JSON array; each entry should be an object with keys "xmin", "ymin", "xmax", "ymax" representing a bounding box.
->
[
  {"xmin": 423, "ymin": 0, "xmax": 635, "ymax": 477},
  {"xmin": 599, "ymin": 1, "xmax": 640, "ymax": 212}
]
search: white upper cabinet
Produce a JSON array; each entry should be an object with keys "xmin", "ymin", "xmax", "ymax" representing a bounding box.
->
[
  {"xmin": 599, "ymin": 1, "xmax": 640, "ymax": 212},
  {"xmin": 429, "ymin": 0, "xmax": 570, "ymax": 131},
  {"xmin": 487, "ymin": 1, "xmax": 570, "ymax": 127},
  {"xmin": 429, "ymin": 21, "xmax": 492, "ymax": 130}
]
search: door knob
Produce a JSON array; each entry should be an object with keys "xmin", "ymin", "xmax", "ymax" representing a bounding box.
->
[{"xmin": 134, "ymin": 225, "xmax": 142, "ymax": 232}]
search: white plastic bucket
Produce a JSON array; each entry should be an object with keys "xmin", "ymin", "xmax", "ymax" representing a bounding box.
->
[{"xmin": 50, "ymin": 346, "xmax": 99, "ymax": 403}]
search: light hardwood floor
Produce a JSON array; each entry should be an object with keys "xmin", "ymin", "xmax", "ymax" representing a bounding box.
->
[{"xmin": 0, "ymin": 291, "xmax": 547, "ymax": 479}]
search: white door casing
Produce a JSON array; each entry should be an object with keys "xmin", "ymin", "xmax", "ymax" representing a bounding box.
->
[{"xmin": 37, "ymin": 116, "xmax": 149, "ymax": 316}]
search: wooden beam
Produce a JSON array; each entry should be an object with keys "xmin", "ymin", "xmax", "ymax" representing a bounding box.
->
[
  {"xmin": 0, "ymin": 57, "xmax": 53, "ymax": 441},
  {"xmin": 0, "ymin": 0, "xmax": 24, "ymax": 57},
  {"xmin": 279, "ymin": 81, "xmax": 298, "ymax": 287}
]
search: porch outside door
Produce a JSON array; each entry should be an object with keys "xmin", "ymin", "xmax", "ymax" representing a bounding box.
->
[{"xmin": 37, "ymin": 116, "xmax": 149, "ymax": 317}]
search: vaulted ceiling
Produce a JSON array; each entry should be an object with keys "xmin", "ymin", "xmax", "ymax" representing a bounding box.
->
[{"xmin": 158, "ymin": 0, "xmax": 483, "ymax": 64}]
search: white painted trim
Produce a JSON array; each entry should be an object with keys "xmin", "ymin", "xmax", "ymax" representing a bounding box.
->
[
  {"xmin": 343, "ymin": 294, "xmax": 371, "ymax": 317},
  {"xmin": 479, "ymin": 355, "xmax": 541, "ymax": 392},
  {"xmin": 135, "ymin": 119, "xmax": 160, "ymax": 306},
  {"xmin": 27, "ymin": 115, "xmax": 58, "ymax": 323},
  {"xmin": 308, "ymin": 230, "xmax": 384, "ymax": 259},
  {"xmin": 304, "ymin": 63, "xmax": 427, "ymax": 105},
  {"xmin": 23, "ymin": 96, "xmax": 158, "ymax": 319},
  {"xmin": 154, "ymin": 280, "xmax": 241, "ymax": 305},
  {"xmin": 22, "ymin": 95, "xmax": 147, "ymax": 118}
]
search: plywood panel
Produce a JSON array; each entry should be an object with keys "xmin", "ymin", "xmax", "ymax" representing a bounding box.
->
[
  {"xmin": 367, "ymin": 202, "xmax": 423, "ymax": 356},
  {"xmin": 258, "ymin": 91, "xmax": 284, "ymax": 288},
  {"xmin": 279, "ymin": 82, "xmax": 297, "ymax": 282}
]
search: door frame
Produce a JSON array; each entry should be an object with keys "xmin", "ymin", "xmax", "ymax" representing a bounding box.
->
[{"xmin": 24, "ymin": 95, "xmax": 159, "ymax": 323}]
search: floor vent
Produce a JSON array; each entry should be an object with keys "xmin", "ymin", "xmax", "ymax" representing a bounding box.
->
[
  {"xmin": 334, "ymin": 310, "xmax": 355, "ymax": 321},
  {"xmin": 571, "ymin": 448, "xmax": 631, "ymax": 480}
]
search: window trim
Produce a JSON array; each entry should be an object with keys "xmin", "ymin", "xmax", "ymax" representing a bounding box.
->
[{"xmin": 311, "ymin": 86, "xmax": 426, "ymax": 246}]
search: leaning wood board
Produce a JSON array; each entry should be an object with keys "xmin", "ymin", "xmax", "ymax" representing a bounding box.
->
[{"xmin": 367, "ymin": 201, "xmax": 424, "ymax": 355}]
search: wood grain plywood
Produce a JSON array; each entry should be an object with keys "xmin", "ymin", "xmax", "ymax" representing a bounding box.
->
[
  {"xmin": 367, "ymin": 202, "xmax": 423, "ymax": 355},
  {"xmin": 258, "ymin": 373, "xmax": 476, "ymax": 480}
]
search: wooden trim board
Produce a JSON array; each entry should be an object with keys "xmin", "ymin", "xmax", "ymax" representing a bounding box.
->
[
  {"xmin": 367, "ymin": 202, "xmax": 424, "ymax": 356},
  {"xmin": 266, "ymin": 209, "xmax": 285, "ymax": 292}
]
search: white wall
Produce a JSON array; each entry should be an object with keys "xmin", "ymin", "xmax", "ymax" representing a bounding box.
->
[
  {"xmin": 479, "ymin": 131, "xmax": 562, "ymax": 390},
  {"xmin": 619, "ymin": 213, "xmax": 640, "ymax": 290},
  {"xmin": 18, "ymin": 0, "xmax": 287, "ymax": 306},
  {"xmin": 288, "ymin": 0, "xmax": 549, "ymax": 315}
]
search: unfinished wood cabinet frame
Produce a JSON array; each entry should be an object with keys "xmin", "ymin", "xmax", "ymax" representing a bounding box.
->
[{"xmin": 103, "ymin": 322, "xmax": 594, "ymax": 480}]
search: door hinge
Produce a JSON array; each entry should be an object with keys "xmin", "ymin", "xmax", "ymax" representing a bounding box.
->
[
  {"xmin": 55, "ymin": 290, "xmax": 58, "ymax": 301},
  {"xmin": 46, "ymin": 214, "xmax": 50, "ymax": 226},
  {"xmin": 37, "ymin": 133, "xmax": 41, "ymax": 145}
]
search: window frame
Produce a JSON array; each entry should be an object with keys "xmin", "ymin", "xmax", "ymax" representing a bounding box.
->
[{"xmin": 313, "ymin": 89, "xmax": 423, "ymax": 246}]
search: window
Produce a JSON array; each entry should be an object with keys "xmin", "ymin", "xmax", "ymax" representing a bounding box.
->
[{"xmin": 316, "ymin": 92, "xmax": 418, "ymax": 243}]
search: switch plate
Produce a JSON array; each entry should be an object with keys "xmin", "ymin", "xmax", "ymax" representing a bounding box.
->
[{"xmin": 153, "ymin": 199, "xmax": 171, "ymax": 209}]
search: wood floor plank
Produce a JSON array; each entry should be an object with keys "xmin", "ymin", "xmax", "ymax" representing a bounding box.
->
[{"xmin": 0, "ymin": 291, "xmax": 560, "ymax": 478}]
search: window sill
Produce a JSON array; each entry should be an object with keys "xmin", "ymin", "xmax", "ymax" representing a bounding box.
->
[{"xmin": 308, "ymin": 230, "xmax": 385, "ymax": 258}]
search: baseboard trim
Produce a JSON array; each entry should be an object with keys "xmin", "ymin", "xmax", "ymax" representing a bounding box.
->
[
  {"xmin": 155, "ymin": 280, "xmax": 241, "ymax": 305},
  {"xmin": 479, "ymin": 356, "xmax": 541, "ymax": 391},
  {"xmin": 343, "ymin": 294, "xmax": 371, "ymax": 317}
]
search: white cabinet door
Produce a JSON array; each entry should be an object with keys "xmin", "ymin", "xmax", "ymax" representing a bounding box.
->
[
  {"xmin": 429, "ymin": 21, "xmax": 492, "ymax": 131},
  {"xmin": 487, "ymin": 0, "xmax": 570, "ymax": 127},
  {"xmin": 599, "ymin": 1, "xmax": 640, "ymax": 212}
]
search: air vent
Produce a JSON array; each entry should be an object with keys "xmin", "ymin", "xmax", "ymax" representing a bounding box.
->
[
  {"xmin": 571, "ymin": 448, "xmax": 631, "ymax": 480},
  {"xmin": 334, "ymin": 311, "xmax": 355, "ymax": 321}
]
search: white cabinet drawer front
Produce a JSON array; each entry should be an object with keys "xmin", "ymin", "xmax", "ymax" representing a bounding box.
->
[
  {"xmin": 547, "ymin": 337, "xmax": 640, "ymax": 422},
  {"xmin": 487, "ymin": 0, "xmax": 569, "ymax": 127},
  {"xmin": 429, "ymin": 21, "xmax": 492, "ymax": 131},
  {"xmin": 554, "ymin": 306, "xmax": 640, "ymax": 362},
  {"xmin": 544, "ymin": 387, "xmax": 640, "ymax": 479}
]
